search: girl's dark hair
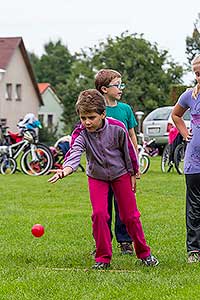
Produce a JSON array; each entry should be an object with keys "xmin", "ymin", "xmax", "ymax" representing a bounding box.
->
[{"xmin": 76, "ymin": 89, "xmax": 106, "ymax": 115}]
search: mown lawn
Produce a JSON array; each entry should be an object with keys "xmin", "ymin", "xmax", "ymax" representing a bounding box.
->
[{"xmin": 0, "ymin": 156, "xmax": 199, "ymax": 299}]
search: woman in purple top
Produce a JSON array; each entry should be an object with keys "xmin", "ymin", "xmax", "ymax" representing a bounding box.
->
[
  {"xmin": 48, "ymin": 89, "xmax": 159, "ymax": 269},
  {"xmin": 172, "ymin": 54, "xmax": 200, "ymax": 263}
]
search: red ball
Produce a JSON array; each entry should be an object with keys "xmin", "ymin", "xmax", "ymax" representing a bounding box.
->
[{"xmin": 31, "ymin": 224, "xmax": 44, "ymax": 237}]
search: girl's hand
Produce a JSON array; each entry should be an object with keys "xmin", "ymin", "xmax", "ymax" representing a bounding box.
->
[
  {"xmin": 131, "ymin": 175, "xmax": 136, "ymax": 193},
  {"xmin": 48, "ymin": 166, "xmax": 73, "ymax": 183},
  {"xmin": 136, "ymin": 171, "xmax": 141, "ymax": 179},
  {"xmin": 48, "ymin": 169, "xmax": 65, "ymax": 183}
]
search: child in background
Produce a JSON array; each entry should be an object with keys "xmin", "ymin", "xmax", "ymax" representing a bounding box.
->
[
  {"xmin": 168, "ymin": 124, "xmax": 183, "ymax": 164},
  {"xmin": 49, "ymin": 89, "xmax": 159, "ymax": 269},
  {"xmin": 95, "ymin": 69, "xmax": 139, "ymax": 255},
  {"xmin": 172, "ymin": 54, "xmax": 200, "ymax": 263}
]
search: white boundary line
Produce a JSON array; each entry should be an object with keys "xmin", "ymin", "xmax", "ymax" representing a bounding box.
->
[{"xmin": 37, "ymin": 267, "xmax": 139, "ymax": 273}]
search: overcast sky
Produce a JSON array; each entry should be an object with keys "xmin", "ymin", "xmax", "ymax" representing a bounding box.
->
[{"xmin": 0, "ymin": 0, "xmax": 199, "ymax": 84}]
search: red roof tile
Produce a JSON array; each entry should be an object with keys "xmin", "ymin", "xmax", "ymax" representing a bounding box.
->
[
  {"xmin": 0, "ymin": 37, "xmax": 43, "ymax": 105},
  {"xmin": 0, "ymin": 37, "xmax": 21, "ymax": 69},
  {"xmin": 38, "ymin": 83, "xmax": 50, "ymax": 94}
]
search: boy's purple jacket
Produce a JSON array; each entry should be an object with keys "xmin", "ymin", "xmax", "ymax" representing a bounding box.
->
[{"xmin": 63, "ymin": 117, "xmax": 139, "ymax": 181}]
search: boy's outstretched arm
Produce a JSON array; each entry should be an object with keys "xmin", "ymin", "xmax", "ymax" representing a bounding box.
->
[{"xmin": 48, "ymin": 166, "xmax": 73, "ymax": 183}]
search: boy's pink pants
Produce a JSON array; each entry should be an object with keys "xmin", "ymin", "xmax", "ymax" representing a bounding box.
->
[{"xmin": 88, "ymin": 173, "xmax": 151, "ymax": 263}]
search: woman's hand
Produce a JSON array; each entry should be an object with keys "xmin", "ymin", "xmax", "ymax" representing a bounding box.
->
[{"xmin": 184, "ymin": 128, "xmax": 193, "ymax": 142}]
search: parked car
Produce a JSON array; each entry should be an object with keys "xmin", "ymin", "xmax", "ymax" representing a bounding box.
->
[{"xmin": 142, "ymin": 106, "xmax": 190, "ymax": 150}]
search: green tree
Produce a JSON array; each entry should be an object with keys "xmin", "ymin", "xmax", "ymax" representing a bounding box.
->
[
  {"xmin": 29, "ymin": 40, "xmax": 74, "ymax": 95},
  {"xmin": 186, "ymin": 13, "xmax": 200, "ymax": 64},
  {"xmin": 29, "ymin": 40, "xmax": 76, "ymax": 133},
  {"xmin": 61, "ymin": 58, "xmax": 95, "ymax": 129},
  {"xmin": 86, "ymin": 32, "xmax": 183, "ymax": 114},
  {"xmin": 30, "ymin": 32, "xmax": 184, "ymax": 129},
  {"xmin": 28, "ymin": 52, "xmax": 41, "ymax": 82}
]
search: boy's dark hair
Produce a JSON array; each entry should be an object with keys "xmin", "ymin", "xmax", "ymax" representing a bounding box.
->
[
  {"xmin": 95, "ymin": 69, "xmax": 121, "ymax": 94},
  {"xmin": 76, "ymin": 89, "xmax": 106, "ymax": 115}
]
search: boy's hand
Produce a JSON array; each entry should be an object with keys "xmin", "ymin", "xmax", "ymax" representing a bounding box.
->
[{"xmin": 131, "ymin": 175, "xmax": 136, "ymax": 193}]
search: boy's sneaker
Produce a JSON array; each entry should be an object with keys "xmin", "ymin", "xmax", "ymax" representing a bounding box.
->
[
  {"xmin": 188, "ymin": 251, "xmax": 200, "ymax": 263},
  {"xmin": 92, "ymin": 262, "xmax": 110, "ymax": 270},
  {"xmin": 119, "ymin": 242, "xmax": 134, "ymax": 255},
  {"xmin": 90, "ymin": 249, "xmax": 96, "ymax": 257},
  {"xmin": 141, "ymin": 254, "xmax": 159, "ymax": 266}
]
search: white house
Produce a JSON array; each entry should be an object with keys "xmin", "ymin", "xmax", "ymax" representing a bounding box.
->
[
  {"xmin": 0, "ymin": 37, "xmax": 43, "ymax": 131},
  {"xmin": 38, "ymin": 83, "xmax": 64, "ymax": 136}
]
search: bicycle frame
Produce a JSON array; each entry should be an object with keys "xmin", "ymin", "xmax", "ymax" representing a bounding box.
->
[
  {"xmin": 137, "ymin": 133, "xmax": 159, "ymax": 157},
  {"xmin": 0, "ymin": 138, "xmax": 38, "ymax": 163},
  {"xmin": 0, "ymin": 118, "xmax": 53, "ymax": 176},
  {"xmin": 138, "ymin": 144, "xmax": 150, "ymax": 174}
]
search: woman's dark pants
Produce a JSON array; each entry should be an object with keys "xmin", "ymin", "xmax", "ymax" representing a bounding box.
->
[{"xmin": 186, "ymin": 173, "xmax": 200, "ymax": 252}]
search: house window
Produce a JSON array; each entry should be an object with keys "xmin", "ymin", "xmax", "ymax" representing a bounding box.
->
[
  {"xmin": 5, "ymin": 83, "xmax": 12, "ymax": 100},
  {"xmin": 0, "ymin": 118, "xmax": 7, "ymax": 126},
  {"xmin": 47, "ymin": 114, "xmax": 53, "ymax": 128},
  {"xmin": 15, "ymin": 84, "xmax": 22, "ymax": 101},
  {"xmin": 38, "ymin": 114, "xmax": 44, "ymax": 125}
]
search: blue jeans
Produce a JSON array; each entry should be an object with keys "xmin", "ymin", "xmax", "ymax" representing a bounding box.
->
[{"xmin": 107, "ymin": 185, "xmax": 132, "ymax": 243}]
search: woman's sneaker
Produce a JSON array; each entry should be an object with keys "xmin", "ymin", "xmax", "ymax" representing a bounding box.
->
[
  {"xmin": 141, "ymin": 255, "xmax": 159, "ymax": 266},
  {"xmin": 92, "ymin": 262, "xmax": 110, "ymax": 270}
]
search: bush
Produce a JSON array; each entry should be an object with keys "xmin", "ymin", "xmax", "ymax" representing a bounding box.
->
[{"xmin": 38, "ymin": 125, "xmax": 58, "ymax": 145}]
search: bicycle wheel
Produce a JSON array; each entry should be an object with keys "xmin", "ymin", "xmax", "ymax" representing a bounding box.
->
[
  {"xmin": 161, "ymin": 144, "xmax": 173, "ymax": 173},
  {"xmin": 0, "ymin": 157, "xmax": 17, "ymax": 175},
  {"xmin": 139, "ymin": 154, "xmax": 150, "ymax": 174},
  {"xmin": 174, "ymin": 143, "xmax": 185, "ymax": 175},
  {"xmin": 20, "ymin": 143, "xmax": 53, "ymax": 176}
]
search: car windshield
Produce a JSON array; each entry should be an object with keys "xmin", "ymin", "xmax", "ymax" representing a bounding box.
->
[{"xmin": 145, "ymin": 107, "xmax": 172, "ymax": 121}]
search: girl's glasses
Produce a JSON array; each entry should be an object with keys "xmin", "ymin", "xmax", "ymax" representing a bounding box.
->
[{"xmin": 107, "ymin": 83, "xmax": 126, "ymax": 90}]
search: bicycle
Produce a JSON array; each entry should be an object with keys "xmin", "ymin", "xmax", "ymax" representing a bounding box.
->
[
  {"xmin": 0, "ymin": 121, "xmax": 54, "ymax": 176},
  {"xmin": 0, "ymin": 123, "xmax": 10, "ymax": 145},
  {"xmin": 137, "ymin": 133, "xmax": 159, "ymax": 174},
  {"xmin": 161, "ymin": 134, "xmax": 185, "ymax": 175},
  {"xmin": 138, "ymin": 145, "xmax": 150, "ymax": 174},
  {"xmin": 174, "ymin": 141, "xmax": 186, "ymax": 175},
  {"xmin": 161, "ymin": 144, "xmax": 174, "ymax": 173},
  {"xmin": 50, "ymin": 135, "xmax": 85, "ymax": 172}
]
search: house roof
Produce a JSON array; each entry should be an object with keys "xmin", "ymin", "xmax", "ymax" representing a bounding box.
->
[
  {"xmin": 0, "ymin": 37, "xmax": 43, "ymax": 105},
  {"xmin": 38, "ymin": 83, "xmax": 50, "ymax": 94},
  {"xmin": 38, "ymin": 83, "xmax": 62, "ymax": 105}
]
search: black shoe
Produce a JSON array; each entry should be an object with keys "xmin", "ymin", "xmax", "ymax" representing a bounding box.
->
[
  {"xmin": 92, "ymin": 262, "xmax": 110, "ymax": 270},
  {"xmin": 141, "ymin": 254, "xmax": 159, "ymax": 266},
  {"xmin": 119, "ymin": 242, "xmax": 134, "ymax": 255}
]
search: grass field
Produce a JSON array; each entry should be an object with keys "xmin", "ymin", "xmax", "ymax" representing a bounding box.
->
[{"xmin": 0, "ymin": 156, "xmax": 199, "ymax": 299}]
